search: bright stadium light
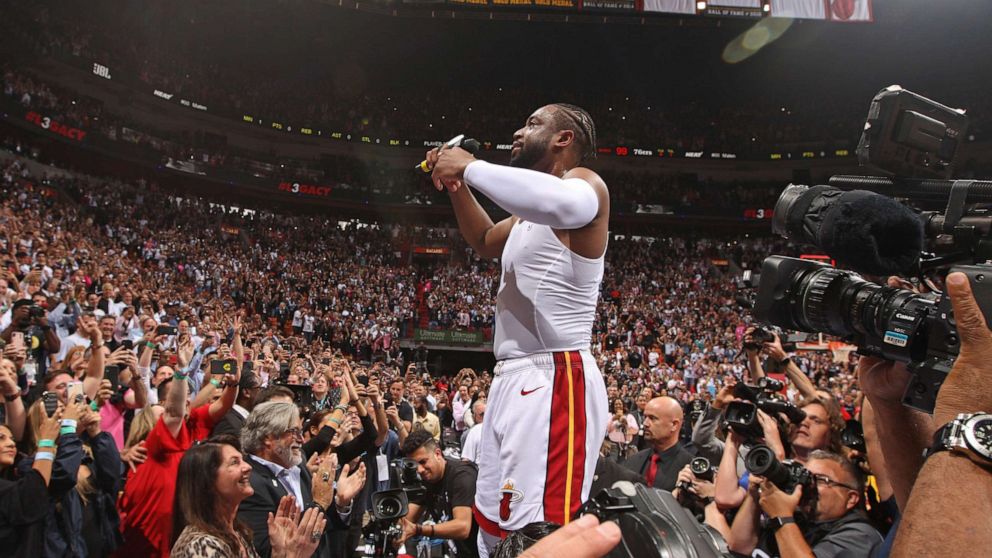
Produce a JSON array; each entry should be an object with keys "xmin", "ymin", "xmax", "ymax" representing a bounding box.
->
[{"xmin": 697, "ymin": 1, "xmax": 707, "ymax": 10}]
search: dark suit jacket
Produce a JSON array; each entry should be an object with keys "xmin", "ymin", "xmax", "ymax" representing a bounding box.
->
[
  {"xmin": 237, "ymin": 454, "xmax": 348, "ymax": 557},
  {"xmin": 622, "ymin": 442, "xmax": 695, "ymax": 492},
  {"xmin": 590, "ymin": 455, "xmax": 644, "ymax": 497},
  {"xmin": 210, "ymin": 408, "xmax": 247, "ymax": 438}
]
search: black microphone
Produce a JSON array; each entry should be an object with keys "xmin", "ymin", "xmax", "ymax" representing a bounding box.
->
[
  {"xmin": 774, "ymin": 185, "xmax": 924, "ymax": 276},
  {"xmin": 416, "ymin": 135, "xmax": 481, "ymax": 173}
]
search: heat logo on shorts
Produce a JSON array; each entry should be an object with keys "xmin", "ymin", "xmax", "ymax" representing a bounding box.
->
[{"xmin": 499, "ymin": 480, "xmax": 523, "ymax": 522}]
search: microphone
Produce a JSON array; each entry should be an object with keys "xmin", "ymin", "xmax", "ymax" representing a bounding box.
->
[
  {"xmin": 416, "ymin": 135, "xmax": 481, "ymax": 173},
  {"xmin": 818, "ymin": 189, "xmax": 924, "ymax": 276},
  {"xmin": 774, "ymin": 184, "xmax": 924, "ymax": 276}
]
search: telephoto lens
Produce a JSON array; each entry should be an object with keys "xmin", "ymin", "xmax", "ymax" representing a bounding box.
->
[
  {"xmin": 744, "ymin": 445, "xmax": 818, "ymax": 507},
  {"xmin": 744, "ymin": 446, "xmax": 793, "ymax": 489},
  {"xmin": 753, "ymin": 255, "xmax": 936, "ymax": 364}
]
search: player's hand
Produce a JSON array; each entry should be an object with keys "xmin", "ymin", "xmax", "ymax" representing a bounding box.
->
[{"xmin": 431, "ymin": 147, "xmax": 476, "ymax": 193}]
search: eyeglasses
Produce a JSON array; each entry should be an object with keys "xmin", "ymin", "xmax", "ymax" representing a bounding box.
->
[
  {"xmin": 282, "ymin": 427, "xmax": 303, "ymax": 439},
  {"xmin": 813, "ymin": 474, "xmax": 858, "ymax": 492}
]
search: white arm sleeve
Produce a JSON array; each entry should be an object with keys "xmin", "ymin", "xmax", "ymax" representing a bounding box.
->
[{"xmin": 463, "ymin": 160, "xmax": 599, "ymax": 229}]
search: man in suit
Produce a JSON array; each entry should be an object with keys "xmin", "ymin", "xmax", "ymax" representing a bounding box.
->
[
  {"xmin": 212, "ymin": 370, "xmax": 262, "ymax": 437},
  {"xmin": 622, "ymin": 396, "xmax": 694, "ymax": 491},
  {"xmin": 237, "ymin": 401, "xmax": 368, "ymax": 557}
]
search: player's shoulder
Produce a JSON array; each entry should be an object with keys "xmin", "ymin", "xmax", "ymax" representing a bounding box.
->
[{"xmin": 564, "ymin": 166, "xmax": 608, "ymax": 191}]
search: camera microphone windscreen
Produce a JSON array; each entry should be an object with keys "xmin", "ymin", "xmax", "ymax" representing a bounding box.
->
[
  {"xmin": 776, "ymin": 185, "xmax": 924, "ymax": 276},
  {"xmin": 819, "ymin": 189, "xmax": 924, "ymax": 276}
]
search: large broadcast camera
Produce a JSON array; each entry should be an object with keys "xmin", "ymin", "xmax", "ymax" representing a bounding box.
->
[
  {"xmin": 580, "ymin": 481, "xmax": 732, "ymax": 558},
  {"xmin": 723, "ymin": 378, "xmax": 806, "ymax": 442},
  {"xmin": 366, "ymin": 459, "xmax": 427, "ymax": 558},
  {"xmin": 752, "ymin": 86, "xmax": 992, "ymax": 414}
]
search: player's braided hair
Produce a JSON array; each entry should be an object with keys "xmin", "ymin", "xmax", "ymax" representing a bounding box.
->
[{"xmin": 552, "ymin": 103, "xmax": 597, "ymax": 163}]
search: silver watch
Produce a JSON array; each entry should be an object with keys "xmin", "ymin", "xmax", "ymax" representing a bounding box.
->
[{"xmin": 926, "ymin": 413, "xmax": 992, "ymax": 468}]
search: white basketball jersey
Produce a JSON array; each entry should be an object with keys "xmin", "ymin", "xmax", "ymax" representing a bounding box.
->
[{"xmin": 493, "ymin": 220, "xmax": 604, "ymax": 360}]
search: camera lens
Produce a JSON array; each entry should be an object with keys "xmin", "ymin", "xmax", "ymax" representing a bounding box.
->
[
  {"xmin": 690, "ymin": 457, "xmax": 710, "ymax": 476},
  {"xmin": 377, "ymin": 497, "xmax": 401, "ymax": 518},
  {"xmin": 745, "ymin": 445, "xmax": 795, "ymax": 492},
  {"xmin": 758, "ymin": 256, "xmax": 935, "ymax": 364}
]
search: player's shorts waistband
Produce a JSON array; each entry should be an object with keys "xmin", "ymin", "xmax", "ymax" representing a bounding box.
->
[{"xmin": 494, "ymin": 349, "xmax": 590, "ymax": 376}]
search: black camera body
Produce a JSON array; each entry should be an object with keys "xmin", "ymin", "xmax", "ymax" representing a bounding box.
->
[
  {"xmin": 752, "ymin": 87, "xmax": 992, "ymax": 415},
  {"xmin": 743, "ymin": 326, "xmax": 775, "ymax": 351},
  {"xmin": 723, "ymin": 400, "xmax": 764, "ymax": 441},
  {"xmin": 754, "ymin": 255, "xmax": 992, "ymax": 413},
  {"xmin": 726, "ymin": 380, "xmax": 806, "ymax": 441},
  {"xmin": 744, "ymin": 445, "xmax": 818, "ymax": 509},
  {"xmin": 580, "ymin": 482, "xmax": 731, "ymax": 558},
  {"xmin": 367, "ymin": 458, "xmax": 427, "ymax": 558}
]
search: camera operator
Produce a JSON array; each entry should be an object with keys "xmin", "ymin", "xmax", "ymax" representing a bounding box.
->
[
  {"xmin": 396, "ymin": 430, "xmax": 479, "ymax": 558},
  {"xmin": 715, "ymin": 385, "xmax": 844, "ymax": 511},
  {"xmin": 877, "ymin": 273, "xmax": 992, "ymax": 555},
  {"xmin": 727, "ymin": 451, "xmax": 882, "ymax": 557},
  {"xmin": 757, "ymin": 333, "xmax": 819, "ymax": 403}
]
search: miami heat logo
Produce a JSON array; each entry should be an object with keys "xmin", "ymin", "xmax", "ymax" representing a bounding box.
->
[{"xmin": 499, "ymin": 480, "xmax": 524, "ymax": 522}]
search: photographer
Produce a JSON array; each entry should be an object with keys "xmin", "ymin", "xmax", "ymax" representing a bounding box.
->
[
  {"xmin": 2, "ymin": 299, "xmax": 59, "ymax": 377},
  {"xmin": 396, "ymin": 430, "xmax": 479, "ymax": 558},
  {"xmin": 727, "ymin": 451, "xmax": 882, "ymax": 557}
]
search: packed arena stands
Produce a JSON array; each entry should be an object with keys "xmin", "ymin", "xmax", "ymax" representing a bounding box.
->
[{"xmin": 1, "ymin": 1, "xmax": 990, "ymax": 557}]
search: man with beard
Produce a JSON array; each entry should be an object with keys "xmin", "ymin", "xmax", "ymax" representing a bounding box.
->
[
  {"xmin": 238, "ymin": 401, "xmax": 368, "ymax": 557},
  {"xmin": 395, "ymin": 430, "xmax": 480, "ymax": 558},
  {"xmin": 425, "ymin": 104, "xmax": 609, "ymax": 556}
]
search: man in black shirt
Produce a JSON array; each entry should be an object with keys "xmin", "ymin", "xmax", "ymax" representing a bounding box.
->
[
  {"xmin": 397, "ymin": 430, "xmax": 479, "ymax": 558},
  {"xmin": 622, "ymin": 396, "xmax": 694, "ymax": 491}
]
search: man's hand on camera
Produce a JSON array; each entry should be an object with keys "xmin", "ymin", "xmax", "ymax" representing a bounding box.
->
[
  {"xmin": 934, "ymin": 272, "xmax": 992, "ymax": 425},
  {"xmin": 754, "ymin": 476, "xmax": 802, "ymax": 519},
  {"xmin": 711, "ymin": 376, "xmax": 737, "ymax": 411},
  {"xmin": 762, "ymin": 334, "xmax": 787, "ymax": 363},
  {"xmin": 393, "ymin": 518, "xmax": 418, "ymax": 547}
]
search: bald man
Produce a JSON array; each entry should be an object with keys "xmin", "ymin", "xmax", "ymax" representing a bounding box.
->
[{"xmin": 621, "ymin": 396, "xmax": 695, "ymax": 491}]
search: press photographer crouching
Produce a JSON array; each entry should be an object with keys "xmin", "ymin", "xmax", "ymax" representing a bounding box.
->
[
  {"xmin": 395, "ymin": 430, "xmax": 479, "ymax": 558},
  {"xmin": 727, "ymin": 448, "xmax": 881, "ymax": 557}
]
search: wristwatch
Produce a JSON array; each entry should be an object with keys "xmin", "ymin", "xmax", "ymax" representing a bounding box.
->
[
  {"xmin": 926, "ymin": 413, "xmax": 992, "ymax": 469},
  {"xmin": 768, "ymin": 516, "xmax": 796, "ymax": 532}
]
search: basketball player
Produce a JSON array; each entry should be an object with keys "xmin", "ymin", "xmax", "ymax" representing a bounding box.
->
[{"xmin": 424, "ymin": 104, "xmax": 609, "ymax": 557}]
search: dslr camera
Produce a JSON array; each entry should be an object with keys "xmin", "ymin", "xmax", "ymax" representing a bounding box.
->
[
  {"xmin": 745, "ymin": 445, "xmax": 818, "ymax": 510},
  {"xmin": 723, "ymin": 379, "xmax": 806, "ymax": 443},
  {"xmin": 753, "ymin": 86, "xmax": 992, "ymax": 414}
]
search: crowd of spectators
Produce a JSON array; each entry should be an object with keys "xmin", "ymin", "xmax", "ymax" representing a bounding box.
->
[
  {"xmin": 3, "ymin": 66, "xmax": 785, "ymax": 215},
  {"xmin": 0, "ymin": 0, "xmax": 912, "ymax": 159},
  {"xmin": 1, "ymin": 96, "xmax": 990, "ymax": 556}
]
